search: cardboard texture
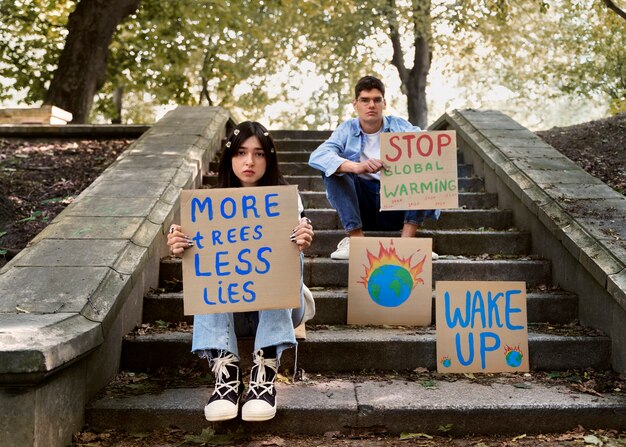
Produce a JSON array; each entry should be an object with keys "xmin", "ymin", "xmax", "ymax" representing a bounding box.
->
[
  {"xmin": 180, "ymin": 185, "xmax": 301, "ymax": 315},
  {"xmin": 347, "ymin": 237, "xmax": 432, "ymax": 326},
  {"xmin": 380, "ymin": 130, "xmax": 458, "ymax": 211},
  {"xmin": 435, "ymin": 281, "xmax": 529, "ymax": 373}
]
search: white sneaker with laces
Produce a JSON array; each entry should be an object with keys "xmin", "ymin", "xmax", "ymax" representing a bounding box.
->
[
  {"xmin": 330, "ymin": 237, "xmax": 350, "ymax": 260},
  {"xmin": 241, "ymin": 350, "xmax": 278, "ymax": 422}
]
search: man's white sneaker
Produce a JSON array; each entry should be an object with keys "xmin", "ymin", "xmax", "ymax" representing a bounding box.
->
[
  {"xmin": 330, "ymin": 237, "xmax": 350, "ymax": 260},
  {"xmin": 432, "ymin": 251, "xmax": 439, "ymax": 261}
]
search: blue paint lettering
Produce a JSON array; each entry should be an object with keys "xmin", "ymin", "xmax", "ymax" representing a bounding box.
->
[
  {"xmin": 487, "ymin": 291, "xmax": 504, "ymax": 328},
  {"xmin": 240, "ymin": 226, "xmax": 250, "ymax": 241},
  {"xmin": 195, "ymin": 253, "xmax": 211, "ymax": 277},
  {"xmin": 255, "ymin": 247, "xmax": 272, "ymax": 274},
  {"xmin": 228, "ymin": 283, "xmax": 240, "ymax": 303},
  {"xmin": 193, "ymin": 231, "xmax": 204, "ymax": 249},
  {"xmin": 265, "ymin": 193, "xmax": 280, "ymax": 217},
  {"xmin": 242, "ymin": 195, "xmax": 260, "ymax": 218},
  {"xmin": 203, "ymin": 288, "xmax": 216, "ymax": 305},
  {"xmin": 191, "ymin": 197, "xmax": 213, "ymax": 222},
  {"xmin": 505, "ymin": 290, "xmax": 524, "ymax": 330},
  {"xmin": 445, "ymin": 291, "xmax": 471, "ymax": 328},
  {"xmin": 455, "ymin": 332, "xmax": 474, "ymax": 366},
  {"xmin": 211, "ymin": 230, "xmax": 223, "ymax": 246},
  {"xmin": 215, "ymin": 251, "xmax": 230, "ymax": 276},
  {"xmin": 242, "ymin": 281, "xmax": 256, "ymax": 302},
  {"xmin": 217, "ymin": 280, "xmax": 227, "ymax": 304},
  {"xmin": 480, "ymin": 332, "xmax": 501, "ymax": 369},
  {"xmin": 470, "ymin": 290, "xmax": 486, "ymax": 329},
  {"xmin": 220, "ymin": 197, "xmax": 237, "ymax": 219},
  {"xmin": 227, "ymin": 227, "xmax": 237, "ymax": 243},
  {"xmin": 235, "ymin": 248, "xmax": 253, "ymax": 275},
  {"xmin": 252, "ymin": 225, "xmax": 263, "ymax": 240}
]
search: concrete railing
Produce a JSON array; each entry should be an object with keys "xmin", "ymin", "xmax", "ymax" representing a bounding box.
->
[
  {"xmin": 431, "ymin": 109, "xmax": 626, "ymax": 372},
  {"xmin": 0, "ymin": 107, "xmax": 229, "ymax": 447}
]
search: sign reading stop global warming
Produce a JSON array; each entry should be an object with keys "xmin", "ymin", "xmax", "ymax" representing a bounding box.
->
[
  {"xmin": 435, "ymin": 281, "xmax": 529, "ymax": 373},
  {"xmin": 180, "ymin": 185, "xmax": 301, "ymax": 315},
  {"xmin": 380, "ymin": 130, "xmax": 458, "ymax": 211},
  {"xmin": 347, "ymin": 237, "xmax": 433, "ymax": 326}
]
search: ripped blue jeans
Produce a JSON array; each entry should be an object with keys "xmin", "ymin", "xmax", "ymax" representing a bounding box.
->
[{"xmin": 191, "ymin": 257, "xmax": 305, "ymax": 363}]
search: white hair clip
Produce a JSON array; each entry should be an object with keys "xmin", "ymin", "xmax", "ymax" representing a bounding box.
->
[
  {"xmin": 233, "ymin": 129, "xmax": 240, "ymax": 136},
  {"xmin": 225, "ymin": 141, "xmax": 231, "ymax": 148},
  {"xmin": 263, "ymin": 132, "xmax": 269, "ymax": 136}
]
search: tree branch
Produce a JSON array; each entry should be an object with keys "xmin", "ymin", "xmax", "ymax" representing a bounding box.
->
[{"xmin": 604, "ymin": 0, "xmax": 626, "ymax": 21}]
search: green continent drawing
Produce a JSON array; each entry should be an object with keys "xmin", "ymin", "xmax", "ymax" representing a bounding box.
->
[{"xmin": 367, "ymin": 264, "xmax": 413, "ymax": 307}]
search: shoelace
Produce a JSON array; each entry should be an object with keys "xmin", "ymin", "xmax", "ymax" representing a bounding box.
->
[
  {"xmin": 247, "ymin": 350, "xmax": 278, "ymax": 398},
  {"xmin": 210, "ymin": 352, "xmax": 240, "ymax": 398}
]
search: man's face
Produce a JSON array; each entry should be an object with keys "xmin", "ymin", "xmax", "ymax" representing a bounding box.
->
[{"xmin": 353, "ymin": 88, "xmax": 386, "ymax": 129}]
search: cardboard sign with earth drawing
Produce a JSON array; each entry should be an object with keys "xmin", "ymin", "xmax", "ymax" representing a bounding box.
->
[
  {"xmin": 436, "ymin": 281, "xmax": 529, "ymax": 373},
  {"xmin": 347, "ymin": 237, "xmax": 433, "ymax": 326}
]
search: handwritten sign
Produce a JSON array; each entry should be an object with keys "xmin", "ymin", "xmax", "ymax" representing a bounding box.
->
[
  {"xmin": 380, "ymin": 130, "xmax": 458, "ymax": 211},
  {"xmin": 347, "ymin": 237, "xmax": 432, "ymax": 326},
  {"xmin": 436, "ymin": 281, "xmax": 529, "ymax": 373},
  {"xmin": 180, "ymin": 185, "xmax": 301, "ymax": 315}
]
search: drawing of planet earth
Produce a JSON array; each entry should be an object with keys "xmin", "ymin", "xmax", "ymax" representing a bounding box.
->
[{"xmin": 367, "ymin": 264, "xmax": 413, "ymax": 307}]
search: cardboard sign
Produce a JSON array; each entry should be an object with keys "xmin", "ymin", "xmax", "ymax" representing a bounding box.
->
[
  {"xmin": 347, "ymin": 237, "xmax": 432, "ymax": 326},
  {"xmin": 435, "ymin": 281, "xmax": 529, "ymax": 373},
  {"xmin": 380, "ymin": 130, "xmax": 458, "ymax": 211},
  {"xmin": 180, "ymin": 185, "xmax": 301, "ymax": 315}
]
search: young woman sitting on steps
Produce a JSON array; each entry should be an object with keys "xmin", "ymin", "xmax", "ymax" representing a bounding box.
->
[{"xmin": 167, "ymin": 121, "xmax": 314, "ymax": 422}]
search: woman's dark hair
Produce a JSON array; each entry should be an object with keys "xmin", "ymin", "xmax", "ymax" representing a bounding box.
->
[
  {"xmin": 217, "ymin": 121, "xmax": 288, "ymax": 188},
  {"xmin": 355, "ymin": 75, "xmax": 385, "ymax": 98}
]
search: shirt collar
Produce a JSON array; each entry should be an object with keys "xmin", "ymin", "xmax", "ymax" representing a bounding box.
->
[{"xmin": 352, "ymin": 116, "xmax": 390, "ymax": 137}]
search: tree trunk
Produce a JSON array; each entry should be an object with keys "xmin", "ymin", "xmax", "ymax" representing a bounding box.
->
[
  {"xmin": 386, "ymin": 0, "xmax": 431, "ymax": 129},
  {"xmin": 44, "ymin": 0, "xmax": 140, "ymax": 124},
  {"xmin": 112, "ymin": 85, "xmax": 124, "ymax": 124},
  {"xmin": 406, "ymin": 30, "xmax": 430, "ymax": 129}
]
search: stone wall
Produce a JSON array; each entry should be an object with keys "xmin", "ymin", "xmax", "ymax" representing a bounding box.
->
[
  {"xmin": 432, "ymin": 109, "xmax": 626, "ymax": 372},
  {"xmin": 0, "ymin": 107, "xmax": 229, "ymax": 447}
]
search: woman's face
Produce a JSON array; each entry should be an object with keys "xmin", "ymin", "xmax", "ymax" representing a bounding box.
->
[{"xmin": 231, "ymin": 135, "xmax": 267, "ymax": 187}]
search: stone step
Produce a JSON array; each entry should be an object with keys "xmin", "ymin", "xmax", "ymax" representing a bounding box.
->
[
  {"xmin": 119, "ymin": 327, "xmax": 611, "ymax": 372},
  {"xmin": 307, "ymin": 229, "xmax": 530, "ymax": 257},
  {"xmin": 300, "ymin": 190, "xmax": 497, "ymax": 210},
  {"xmin": 85, "ymin": 379, "xmax": 626, "ymax": 436},
  {"xmin": 158, "ymin": 258, "xmax": 552, "ymax": 289},
  {"xmin": 203, "ymin": 174, "xmax": 485, "ymax": 193},
  {"xmin": 271, "ymin": 129, "xmax": 332, "ymax": 140},
  {"xmin": 142, "ymin": 289, "xmax": 578, "ymax": 326},
  {"xmin": 208, "ymin": 161, "xmax": 474, "ymax": 177},
  {"xmin": 273, "ymin": 149, "xmax": 466, "ymax": 164},
  {"xmin": 303, "ymin": 208, "xmax": 514, "ymax": 231}
]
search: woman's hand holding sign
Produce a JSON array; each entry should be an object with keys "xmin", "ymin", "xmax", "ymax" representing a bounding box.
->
[
  {"xmin": 167, "ymin": 224, "xmax": 193, "ymax": 257},
  {"xmin": 291, "ymin": 217, "xmax": 314, "ymax": 251}
]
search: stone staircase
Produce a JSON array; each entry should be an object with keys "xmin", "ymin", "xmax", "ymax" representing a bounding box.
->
[{"xmin": 85, "ymin": 129, "xmax": 624, "ymax": 436}]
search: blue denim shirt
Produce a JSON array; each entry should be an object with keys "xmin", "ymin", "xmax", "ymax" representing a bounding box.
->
[{"xmin": 308, "ymin": 116, "xmax": 420, "ymax": 177}]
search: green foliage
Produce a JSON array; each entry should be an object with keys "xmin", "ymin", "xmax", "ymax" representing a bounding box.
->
[
  {"xmin": 1, "ymin": 0, "xmax": 623, "ymax": 125},
  {"xmin": 0, "ymin": 0, "xmax": 74, "ymax": 103}
]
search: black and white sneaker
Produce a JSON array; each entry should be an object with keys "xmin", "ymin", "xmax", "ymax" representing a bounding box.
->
[
  {"xmin": 204, "ymin": 351, "xmax": 243, "ymax": 421},
  {"xmin": 241, "ymin": 349, "xmax": 278, "ymax": 421}
]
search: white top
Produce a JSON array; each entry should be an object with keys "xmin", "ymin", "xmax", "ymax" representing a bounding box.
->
[{"xmin": 359, "ymin": 128, "xmax": 382, "ymax": 181}]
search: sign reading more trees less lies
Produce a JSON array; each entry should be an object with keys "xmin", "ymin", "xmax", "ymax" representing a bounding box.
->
[
  {"xmin": 380, "ymin": 130, "xmax": 458, "ymax": 211},
  {"xmin": 180, "ymin": 186, "xmax": 301, "ymax": 315}
]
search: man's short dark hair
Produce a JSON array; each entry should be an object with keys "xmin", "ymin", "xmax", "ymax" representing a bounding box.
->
[{"xmin": 355, "ymin": 76, "xmax": 385, "ymax": 98}]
